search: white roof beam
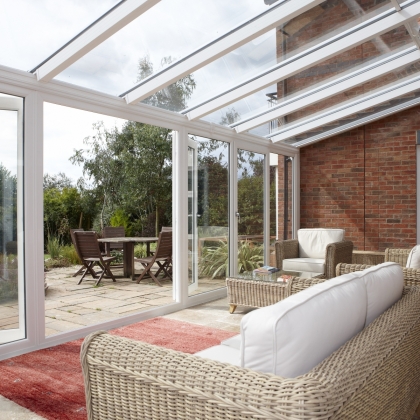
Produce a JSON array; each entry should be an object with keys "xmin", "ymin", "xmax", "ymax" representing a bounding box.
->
[
  {"xmin": 405, "ymin": 20, "xmax": 420, "ymax": 49},
  {"xmin": 122, "ymin": 0, "xmax": 325, "ymax": 104},
  {"xmin": 391, "ymin": 0, "xmax": 402, "ymax": 11},
  {"xmin": 234, "ymin": 46, "xmax": 420, "ymax": 133},
  {"xmin": 185, "ymin": 0, "xmax": 420, "ymax": 121},
  {"xmin": 269, "ymin": 74, "xmax": 420, "ymax": 142},
  {"xmin": 33, "ymin": 0, "xmax": 160, "ymax": 82}
]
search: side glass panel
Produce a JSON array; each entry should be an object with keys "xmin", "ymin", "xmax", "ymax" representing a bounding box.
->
[
  {"xmin": 0, "ymin": 94, "xmax": 25, "ymax": 344},
  {"xmin": 188, "ymin": 135, "xmax": 229, "ymax": 296},
  {"xmin": 237, "ymin": 150, "xmax": 265, "ymax": 272}
]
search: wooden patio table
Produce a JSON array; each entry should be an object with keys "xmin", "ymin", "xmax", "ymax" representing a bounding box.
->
[{"xmin": 97, "ymin": 237, "xmax": 158, "ymax": 280}]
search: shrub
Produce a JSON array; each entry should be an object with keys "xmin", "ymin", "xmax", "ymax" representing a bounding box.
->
[
  {"xmin": 47, "ymin": 235, "xmax": 61, "ymax": 259},
  {"xmin": 134, "ymin": 243, "xmax": 157, "ymax": 258},
  {"xmin": 44, "ymin": 257, "xmax": 71, "ymax": 269},
  {"xmin": 199, "ymin": 240, "xmax": 264, "ymax": 279},
  {"xmin": 60, "ymin": 244, "xmax": 81, "ymax": 265}
]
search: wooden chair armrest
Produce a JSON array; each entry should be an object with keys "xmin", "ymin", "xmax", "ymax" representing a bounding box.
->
[{"xmin": 275, "ymin": 239, "xmax": 299, "ymax": 269}]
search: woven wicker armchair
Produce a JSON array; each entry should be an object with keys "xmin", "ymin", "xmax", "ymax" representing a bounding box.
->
[
  {"xmin": 82, "ymin": 286, "xmax": 420, "ymax": 420},
  {"xmin": 385, "ymin": 248, "xmax": 412, "ymax": 266},
  {"xmin": 275, "ymin": 229, "xmax": 353, "ymax": 279}
]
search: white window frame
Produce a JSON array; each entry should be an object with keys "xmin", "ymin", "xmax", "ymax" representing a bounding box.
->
[{"xmin": 0, "ymin": 64, "xmax": 298, "ymax": 360}]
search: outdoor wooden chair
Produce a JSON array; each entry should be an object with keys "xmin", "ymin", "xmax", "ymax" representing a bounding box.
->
[
  {"xmin": 73, "ymin": 231, "xmax": 117, "ymax": 286},
  {"xmin": 70, "ymin": 228, "xmax": 87, "ymax": 278},
  {"xmin": 102, "ymin": 226, "xmax": 125, "ymax": 256},
  {"xmin": 135, "ymin": 230, "xmax": 172, "ymax": 286}
]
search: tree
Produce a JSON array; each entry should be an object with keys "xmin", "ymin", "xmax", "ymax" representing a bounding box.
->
[{"xmin": 138, "ymin": 55, "xmax": 196, "ymax": 112}]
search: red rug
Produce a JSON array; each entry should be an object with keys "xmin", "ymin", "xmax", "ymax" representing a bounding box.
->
[{"xmin": 0, "ymin": 318, "xmax": 236, "ymax": 420}]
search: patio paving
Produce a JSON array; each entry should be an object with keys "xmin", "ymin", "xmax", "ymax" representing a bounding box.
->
[{"xmin": 0, "ymin": 264, "xmax": 226, "ymax": 336}]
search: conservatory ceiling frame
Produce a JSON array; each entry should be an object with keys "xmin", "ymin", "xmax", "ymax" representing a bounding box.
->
[
  {"xmin": 32, "ymin": 0, "xmax": 161, "ymax": 82},
  {"xmin": 269, "ymin": 74, "xmax": 420, "ymax": 143},
  {"xmin": 292, "ymin": 93, "xmax": 420, "ymax": 148},
  {"xmin": 120, "ymin": 0, "xmax": 325, "ymax": 104},
  {"xmin": 233, "ymin": 46, "xmax": 420, "ymax": 133},
  {"xmin": 183, "ymin": 0, "xmax": 420, "ymax": 122}
]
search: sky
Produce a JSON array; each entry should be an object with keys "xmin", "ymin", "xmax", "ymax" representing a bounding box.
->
[{"xmin": 0, "ymin": 0, "xmax": 278, "ymax": 183}]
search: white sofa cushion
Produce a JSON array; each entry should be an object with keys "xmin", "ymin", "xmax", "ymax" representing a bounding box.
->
[
  {"xmin": 240, "ymin": 271, "xmax": 367, "ymax": 378},
  {"xmin": 406, "ymin": 245, "xmax": 420, "ymax": 269},
  {"xmin": 221, "ymin": 334, "xmax": 241, "ymax": 349},
  {"xmin": 357, "ymin": 262, "xmax": 403, "ymax": 326},
  {"xmin": 194, "ymin": 345, "xmax": 240, "ymax": 366},
  {"xmin": 298, "ymin": 228, "xmax": 345, "ymax": 258},
  {"xmin": 282, "ymin": 257, "xmax": 325, "ymax": 273}
]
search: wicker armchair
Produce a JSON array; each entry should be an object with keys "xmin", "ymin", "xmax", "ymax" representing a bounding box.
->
[
  {"xmin": 336, "ymin": 262, "xmax": 420, "ymax": 287},
  {"xmin": 275, "ymin": 229, "xmax": 353, "ymax": 279},
  {"xmin": 385, "ymin": 248, "xmax": 412, "ymax": 266},
  {"xmin": 81, "ymin": 286, "xmax": 420, "ymax": 420}
]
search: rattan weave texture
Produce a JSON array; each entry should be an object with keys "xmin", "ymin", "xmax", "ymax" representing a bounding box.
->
[
  {"xmin": 81, "ymin": 287, "xmax": 420, "ymax": 420},
  {"xmin": 336, "ymin": 263, "xmax": 420, "ymax": 287},
  {"xmin": 275, "ymin": 239, "xmax": 353, "ymax": 279}
]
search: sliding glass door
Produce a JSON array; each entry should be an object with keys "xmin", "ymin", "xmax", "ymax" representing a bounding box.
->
[{"xmin": 0, "ymin": 94, "xmax": 25, "ymax": 344}]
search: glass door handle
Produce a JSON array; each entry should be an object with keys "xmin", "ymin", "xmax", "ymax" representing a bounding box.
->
[{"xmin": 235, "ymin": 212, "xmax": 240, "ymax": 223}]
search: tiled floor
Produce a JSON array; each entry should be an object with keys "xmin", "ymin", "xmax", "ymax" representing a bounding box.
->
[
  {"xmin": 0, "ymin": 264, "xmax": 226, "ymax": 336},
  {"xmin": 0, "ymin": 295, "xmax": 251, "ymax": 420}
]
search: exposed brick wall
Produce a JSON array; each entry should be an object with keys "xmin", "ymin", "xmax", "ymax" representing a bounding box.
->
[{"xmin": 300, "ymin": 105, "xmax": 419, "ymax": 251}]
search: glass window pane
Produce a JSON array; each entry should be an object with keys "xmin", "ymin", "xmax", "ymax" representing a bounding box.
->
[
  {"xmin": 55, "ymin": 0, "xmax": 277, "ymax": 98},
  {"xmin": 0, "ymin": 93, "xmax": 24, "ymax": 344},
  {"xmin": 188, "ymin": 135, "xmax": 229, "ymax": 296},
  {"xmin": 0, "ymin": 0, "xmax": 121, "ymax": 71},
  {"xmin": 237, "ymin": 150, "xmax": 264, "ymax": 273}
]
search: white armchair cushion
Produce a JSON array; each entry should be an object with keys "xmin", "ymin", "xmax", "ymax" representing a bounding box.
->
[
  {"xmin": 297, "ymin": 228, "xmax": 345, "ymax": 258},
  {"xmin": 240, "ymin": 271, "xmax": 367, "ymax": 378},
  {"xmin": 282, "ymin": 258, "xmax": 325, "ymax": 273},
  {"xmin": 406, "ymin": 245, "xmax": 420, "ymax": 269},
  {"xmin": 357, "ymin": 262, "xmax": 404, "ymax": 326}
]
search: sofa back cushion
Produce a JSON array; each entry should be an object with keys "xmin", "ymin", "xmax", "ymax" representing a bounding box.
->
[
  {"xmin": 406, "ymin": 245, "xmax": 420, "ymax": 269},
  {"xmin": 297, "ymin": 228, "xmax": 344, "ymax": 258},
  {"xmin": 357, "ymin": 262, "xmax": 403, "ymax": 326},
  {"xmin": 240, "ymin": 271, "xmax": 367, "ymax": 378}
]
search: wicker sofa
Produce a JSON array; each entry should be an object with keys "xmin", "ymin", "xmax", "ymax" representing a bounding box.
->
[{"xmin": 81, "ymin": 274, "xmax": 420, "ymax": 419}]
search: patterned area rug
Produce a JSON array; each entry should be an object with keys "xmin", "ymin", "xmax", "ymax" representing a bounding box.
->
[{"xmin": 0, "ymin": 318, "xmax": 236, "ymax": 420}]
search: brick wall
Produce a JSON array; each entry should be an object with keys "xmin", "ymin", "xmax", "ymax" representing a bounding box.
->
[{"xmin": 300, "ymin": 105, "xmax": 419, "ymax": 251}]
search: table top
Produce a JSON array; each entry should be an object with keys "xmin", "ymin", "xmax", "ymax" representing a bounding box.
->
[
  {"xmin": 229, "ymin": 269, "xmax": 322, "ymax": 283},
  {"xmin": 98, "ymin": 237, "xmax": 158, "ymax": 243}
]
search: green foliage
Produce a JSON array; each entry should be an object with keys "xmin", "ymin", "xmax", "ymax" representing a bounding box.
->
[
  {"xmin": 60, "ymin": 244, "xmax": 81, "ymax": 265},
  {"xmin": 47, "ymin": 235, "xmax": 61, "ymax": 260},
  {"xmin": 0, "ymin": 254, "xmax": 18, "ymax": 302},
  {"xmin": 44, "ymin": 257, "xmax": 71, "ymax": 269},
  {"xmin": 0, "ymin": 164, "xmax": 17, "ymax": 254},
  {"xmin": 110, "ymin": 209, "xmax": 132, "ymax": 236},
  {"xmin": 199, "ymin": 240, "xmax": 264, "ymax": 279},
  {"xmin": 134, "ymin": 242, "xmax": 157, "ymax": 258}
]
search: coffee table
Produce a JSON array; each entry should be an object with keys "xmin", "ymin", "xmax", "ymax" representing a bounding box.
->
[{"xmin": 226, "ymin": 270, "xmax": 325, "ymax": 314}]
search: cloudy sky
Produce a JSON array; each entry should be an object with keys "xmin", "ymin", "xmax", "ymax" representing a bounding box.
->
[{"xmin": 0, "ymin": 0, "xmax": 278, "ymax": 181}]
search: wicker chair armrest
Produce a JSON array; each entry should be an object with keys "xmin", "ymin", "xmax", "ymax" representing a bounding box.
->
[
  {"xmin": 402, "ymin": 268, "xmax": 420, "ymax": 287},
  {"xmin": 275, "ymin": 239, "xmax": 299, "ymax": 269},
  {"xmin": 385, "ymin": 248, "xmax": 411, "ymax": 266},
  {"xmin": 325, "ymin": 240, "xmax": 354, "ymax": 279},
  {"xmin": 81, "ymin": 331, "xmax": 329, "ymax": 420},
  {"xmin": 335, "ymin": 263, "xmax": 373, "ymax": 277},
  {"xmin": 289, "ymin": 276, "xmax": 327, "ymax": 295}
]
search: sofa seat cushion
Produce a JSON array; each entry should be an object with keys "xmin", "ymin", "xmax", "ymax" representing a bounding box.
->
[
  {"xmin": 406, "ymin": 245, "xmax": 420, "ymax": 269},
  {"xmin": 356, "ymin": 262, "xmax": 403, "ymax": 326},
  {"xmin": 282, "ymin": 257, "xmax": 325, "ymax": 273},
  {"xmin": 297, "ymin": 228, "xmax": 344, "ymax": 258},
  {"xmin": 221, "ymin": 334, "xmax": 241, "ymax": 349},
  {"xmin": 241, "ymin": 271, "xmax": 367, "ymax": 378},
  {"xmin": 194, "ymin": 345, "xmax": 240, "ymax": 366}
]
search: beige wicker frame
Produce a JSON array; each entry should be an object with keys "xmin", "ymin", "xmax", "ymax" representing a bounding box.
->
[
  {"xmin": 275, "ymin": 238, "xmax": 353, "ymax": 279},
  {"xmin": 336, "ymin": 263, "xmax": 420, "ymax": 287},
  {"xmin": 226, "ymin": 275, "xmax": 326, "ymax": 313},
  {"xmin": 81, "ymin": 286, "xmax": 420, "ymax": 420}
]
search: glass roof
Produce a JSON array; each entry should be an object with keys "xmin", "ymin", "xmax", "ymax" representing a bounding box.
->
[
  {"xmin": 0, "ymin": 0, "xmax": 121, "ymax": 72},
  {"xmin": 53, "ymin": 0, "xmax": 276, "ymax": 97},
  {"xmin": 2, "ymin": 0, "xmax": 420, "ymax": 147}
]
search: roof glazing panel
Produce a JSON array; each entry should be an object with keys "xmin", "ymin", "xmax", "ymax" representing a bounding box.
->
[
  {"xmin": 54, "ymin": 0, "xmax": 278, "ymax": 99},
  {"xmin": 0, "ymin": 0, "xmax": 121, "ymax": 72}
]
